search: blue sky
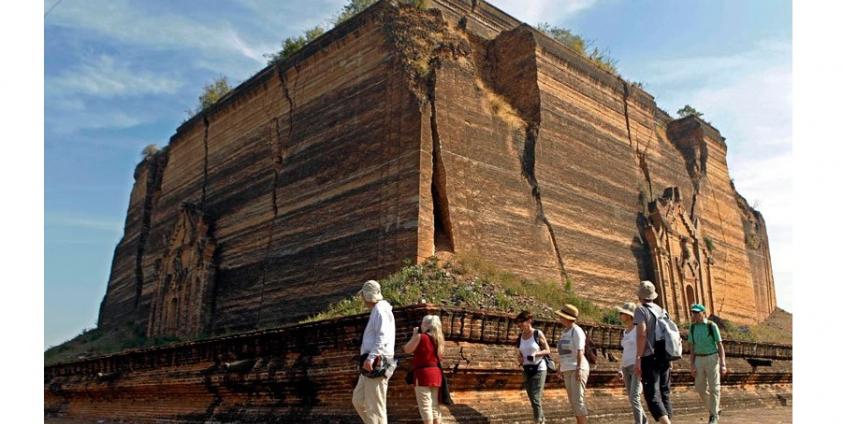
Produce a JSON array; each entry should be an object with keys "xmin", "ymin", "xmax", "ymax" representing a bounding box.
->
[{"xmin": 44, "ymin": 0, "xmax": 791, "ymax": 349}]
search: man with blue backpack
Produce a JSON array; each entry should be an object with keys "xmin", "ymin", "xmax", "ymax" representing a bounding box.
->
[
  {"xmin": 633, "ymin": 280, "xmax": 680, "ymax": 424},
  {"xmin": 688, "ymin": 303, "xmax": 728, "ymax": 424}
]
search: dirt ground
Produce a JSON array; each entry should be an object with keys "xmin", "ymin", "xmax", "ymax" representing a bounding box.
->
[{"xmin": 602, "ymin": 405, "xmax": 792, "ymax": 424}]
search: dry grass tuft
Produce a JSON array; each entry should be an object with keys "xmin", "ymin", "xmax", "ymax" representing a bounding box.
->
[{"xmin": 474, "ymin": 79, "xmax": 525, "ymax": 128}]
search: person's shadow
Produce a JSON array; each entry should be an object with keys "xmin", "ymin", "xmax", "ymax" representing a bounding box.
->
[{"xmin": 445, "ymin": 404, "xmax": 492, "ymax": 423}]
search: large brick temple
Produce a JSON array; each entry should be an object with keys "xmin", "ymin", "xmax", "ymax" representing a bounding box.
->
[
  {"xmin": 48, "ymin": 2, "xmax": 789, "ymax": 422},
  {"xmin": 96, "ymin": 0, "xmax": 777, "ymax": 343}
]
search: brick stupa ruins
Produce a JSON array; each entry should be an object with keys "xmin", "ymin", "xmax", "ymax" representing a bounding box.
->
[
  {"xmin": 96, "ymin": 0, "xmax": 777, "ymax": 343},
  {"xmin": 47, "ymin": 2, "xmax": 790, "ymax": 422}
]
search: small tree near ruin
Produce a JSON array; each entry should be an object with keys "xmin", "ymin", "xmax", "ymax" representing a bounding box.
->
[
  {"xmin": 535, "ymin": 23, "xmax": 618, "ymax": 74},
  {"xmin": 186, "ymin": 76, "xmax": 232, "ymax": 118},
  {"xmin": 141, "ymin": 144, "xmax": 160, "ymax": 159},
  {"xmin": 677, "ymin": 104, "xmax": 704, "ymax": 118}
]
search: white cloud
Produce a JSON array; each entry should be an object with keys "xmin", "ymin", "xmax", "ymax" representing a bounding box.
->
[
  {"xmin": 46, "ymin": 0, "xmax": 265, "ymax": 64},
  {"xmin": 48, "ymin": 54, "xmax": 182, "ymax": 98},
  {"xmin": 490, "ymin": 0, "xmax": 598, "ymax": 25},
  {"xmin": 46, "ymin": 215, "xmax": 123, "ymax": 233},
  {"xmin": 45, "ymin": 106, "xmax": 147, "ymax": 135}
]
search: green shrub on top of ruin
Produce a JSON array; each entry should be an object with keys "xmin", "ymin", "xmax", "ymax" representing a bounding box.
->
[
  {"xmin": 266, "ymin": 0, "xmax": 432, "ymax": 66},
  {"xmin": 334, "ymin": 0, "xmax": 428, "ymax": 25},
  {"xmin": 333, "ymin": 0, "xmax": 379, "ymax": 25},
  {"xmin": 265, "ymin": 26, "xmax": 326, "ymax": 65},
  {"xmin": 535, "ymin": 23, "xmax": 587, "ymax": 55},
  {"xmin": 186, "ymin": 76, "xmax": 232, "ymax": 118},
  {"xmin": 677, "ymin": 104, "xmax": 704, "ymax": 118},
  {"xmin": 141, "ymin": 144, "xmax": 160, "ymax": 159},
  {"xmin": 535, "ymin": 23, "xmax": 618, "ymax": 74},
  {"xmin": 198, "ymin": 76, "xmax": 232, "ymax": 109}
]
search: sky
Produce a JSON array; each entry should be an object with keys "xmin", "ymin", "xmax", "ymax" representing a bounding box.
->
[{"xmin": 44, "ymin": 0, "xmax": 792, "ymax": 349}]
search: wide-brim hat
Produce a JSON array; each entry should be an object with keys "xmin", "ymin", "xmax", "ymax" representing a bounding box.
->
[
  {"xmin": 637, "ymin": 280, "xmax": 658, "ymax": 301},
  {"xmin": 615, "ymin": 302, "xmax": 637, "ymax": 318},
  {"xmin": 358, "ymin": 280, "xmax": 383, "ymax": 302},
  {"xmin": 690, "ymin": 303, "xmax": 706, "ymax": 313},
  {"xmin": 554, "ymin": 303, "xmax": 579, "ymax": 321}
]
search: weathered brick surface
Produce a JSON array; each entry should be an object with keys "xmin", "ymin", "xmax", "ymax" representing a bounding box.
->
[
  {"xmin": 94, "ymin": 0, "xmax": 777, "ymax": 348},
  {"xmin": 46, "ymin": 306, "xmax": 792, "ymax": 423}
]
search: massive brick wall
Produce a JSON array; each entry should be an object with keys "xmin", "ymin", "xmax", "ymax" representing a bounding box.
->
[
  {"xmin": 98, "ymin": 3, "xmax": 425, "ymax": 334},
  {"xmin": 96, "ymin": 0, "xmax": 778, "ymax": 338},
  {"xmin": 47, "ymin": 306, "xmax": 792, "ymax": 423}
]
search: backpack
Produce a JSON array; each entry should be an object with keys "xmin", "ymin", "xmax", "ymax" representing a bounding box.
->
[
  {"xmin": 645, "ymin": 303, "xmax": 682, "ymax": 361},
  {"xmin": 689, "ymin": 321, "xmax": 716, "ymax": 345},
  {"xmin": 516, "ymin": 329, "xmax": 558, "ymax": 373},
  {"xmin": 553, "ymin": 326, "xmax": 598, "ymax": 367},
  {"xmin": 583, "ymin": 329, "xmax": 598, "ymax": 366}
]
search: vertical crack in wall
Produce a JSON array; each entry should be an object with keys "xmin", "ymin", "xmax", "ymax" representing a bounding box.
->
[
  {"xmin": 620, "ymin": 78, "xmax": 655, "ymax": 212},
  {"xmin": 622, "ymin": 81, "xmax": 654, "ymax": 206},
  {"xmin": 622, "ymin": 81, "xmax": 658, "ymax": 283},
  {"xmin": 622, "ymin": 82, "xmax": 637, "ymax": 151},
  {"xmin": 256, "ymin": 68, "xmax": 293, "ymax": 326},
  {"xmin": 133, "ymin": 150, "xmax": 168, "ymax": 309},
  {"xmin": 486, "ymin": 26, "xmax": 568, "ymax": 282},
  {"xmin": 522, "ymin": 123, "xmax": 568, "ymax": 281},
  {"xmin": 427, "ymin": 72, "xmax": 455, "ymax": 253},
  {"xmin": 201, "ymin": 115, "xmax": 210, "ymax": 209}
]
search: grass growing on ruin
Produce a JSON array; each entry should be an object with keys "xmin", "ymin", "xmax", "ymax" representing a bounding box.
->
[
  {"xmin": 44, "ymin": 322, "xmax": 183, "ymax": 366},
  {"xmin": 302, "ymin": 253, "xmax": 617, "ymax": 325},
  {"xmin": 473, "ymin": 78, "xmax": 526, "ymax": 129}
]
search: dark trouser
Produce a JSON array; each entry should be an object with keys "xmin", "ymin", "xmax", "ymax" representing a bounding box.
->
[
  {"xmin": 523, "ymin": 369, "xmax": 546, "ymax": 423},
  {"xmin": 640, "ymin": 354, "xmax": 672, "ymax": 420}
]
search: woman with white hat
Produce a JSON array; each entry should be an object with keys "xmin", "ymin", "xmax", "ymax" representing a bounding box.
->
[
  {"xmin": 555, "ymin": 304, "xmax": 589, "ymax": 424},
  {"xmin": 617, "ymin": 302, "xmax": 648, "ymax": 424}
]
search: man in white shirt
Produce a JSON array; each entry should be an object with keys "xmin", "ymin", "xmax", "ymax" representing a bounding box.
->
[{"xmin": 352, "ymin": 280, "xmax": 396, "ymax": 424}]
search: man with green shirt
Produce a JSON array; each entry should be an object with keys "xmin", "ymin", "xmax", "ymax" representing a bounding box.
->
[{"xmin": 688, "ymin": 304, "xmax": 727, "ymax": 424}]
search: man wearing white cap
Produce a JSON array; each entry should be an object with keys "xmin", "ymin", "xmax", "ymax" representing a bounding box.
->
[{"xmin": 352, "ymin": 280, "xmax": 396, "ymax": 424}]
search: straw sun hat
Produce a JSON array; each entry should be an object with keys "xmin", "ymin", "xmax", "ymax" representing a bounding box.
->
[{"xmin": 554, "ymin": 303, "xmax": 579, "ymax": 321}]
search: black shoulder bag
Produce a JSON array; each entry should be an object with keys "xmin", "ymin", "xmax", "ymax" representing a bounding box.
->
[{"xmin": 435, "ymin": 346, "xmax": 453, "ymax": 405}]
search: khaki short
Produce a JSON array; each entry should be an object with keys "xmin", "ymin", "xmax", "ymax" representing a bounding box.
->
[
  {"xmin": 414, "ymin": 386, "xmax": 441, "ymax": 422},
  {"xmin": 562, "ymin": 368, "xmax": 589, "ymax": 416}
]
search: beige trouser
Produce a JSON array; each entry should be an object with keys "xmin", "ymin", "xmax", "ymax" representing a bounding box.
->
[
  {"xmin": 352, "ymin": 374, "xmax": 390, "ymax": 424},
  {"xmin": 414, "ymin": 386, "xmax": 441, "ymax": 422},
  {"xmin": 694, "ymin": 354, "xmax": 721, "ymax": 416},
  {"xmin": 562, "ymin": 368, "xmax": 590, "ymax": 417}
]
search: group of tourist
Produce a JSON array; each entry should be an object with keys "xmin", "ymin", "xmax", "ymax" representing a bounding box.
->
[{"xmin": 350, "ymin": 279, "xmax": 728, "ymax": 424}]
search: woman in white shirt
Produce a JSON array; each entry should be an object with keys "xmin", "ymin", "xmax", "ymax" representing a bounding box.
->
[
  {"xmin": 617, "ymin": 302, "xmax": 648, "ymax": 424},
  {"xmin": 555, "ymin": 304, "xmax": 589, "ymax": 424},
  {"xmin": 515, "ymin": 311, "xmax": 552, "ymax": 424}
]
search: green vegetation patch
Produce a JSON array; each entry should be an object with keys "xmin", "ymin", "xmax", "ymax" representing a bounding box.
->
[
  {"xmin": 535, "ymin": 23, "xmax": 618, "ymax": 74},
  {"xmin": 304, "ymin": 253, "xmax": 616, "ymax": 325},
  {"xmin": 45, "ymin": 322, "xmax": 183, "ymax": 366}
]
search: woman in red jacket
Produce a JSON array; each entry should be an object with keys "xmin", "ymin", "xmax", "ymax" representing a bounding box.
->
[{"xmin": 403, "ymin": 315, "xmax": 445, "ymax": 424}]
